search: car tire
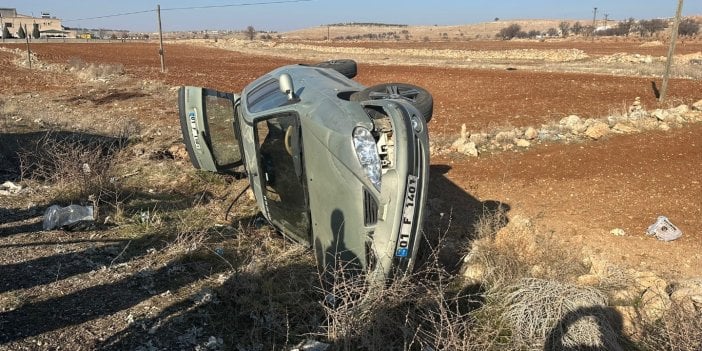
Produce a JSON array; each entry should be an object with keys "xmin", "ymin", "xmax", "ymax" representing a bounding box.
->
[
  {"xmin": 313, "ymin": 59, "xmax": 357, "ymax": 79},
  {"xmin": 351, "ymin": 83, "xmax": 433, "ymax": 122}
]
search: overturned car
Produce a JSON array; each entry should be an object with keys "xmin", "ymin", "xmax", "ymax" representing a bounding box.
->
[{"xmin": 178, "ymin": 60, "xmax": 431, "ymax": 281}]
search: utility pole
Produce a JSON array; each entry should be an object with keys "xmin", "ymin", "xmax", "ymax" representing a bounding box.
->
[
  {"xmin": 24, "ymin": 24, "xmax": 32, "ymax": 69},
  {"xmin": 327, "ymin": 25, "xmax": 330, "ymax": 41},
  {"xmin": 660, "ymin": 0, "xmax": 684, "ymax": 103},
  {"xmin": 604, "ymin": 13, "xmax": 609, "ymax": 29},
  {"xmin": 591, "ymin": 7, "xmax": 598, "ymax": 40},
  {"xmin": 157, "ymin": 4, "xmax": 165, "ymax": 73}
]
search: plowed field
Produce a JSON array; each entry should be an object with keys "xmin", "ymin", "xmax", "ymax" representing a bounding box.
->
[{"xmin": 2, "ymin": 41, "xmax": 701, "ymax": 279}]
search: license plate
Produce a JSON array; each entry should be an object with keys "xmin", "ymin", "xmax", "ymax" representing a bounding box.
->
[{"xmin": 395, "ymin": 175, "xmax": 419, "ymax": 257}]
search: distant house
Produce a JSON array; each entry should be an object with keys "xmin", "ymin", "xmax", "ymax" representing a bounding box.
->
[{"xmin": 0, "ymin": 7, "xmax": 67, "ymax": 38}]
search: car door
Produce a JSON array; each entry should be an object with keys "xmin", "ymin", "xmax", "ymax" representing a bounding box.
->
[{"xmin": 178, "ymin": 87, "xmax": 244, "ymax": 175}]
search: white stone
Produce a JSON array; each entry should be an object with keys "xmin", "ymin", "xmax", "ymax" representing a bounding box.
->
[
  {"xmin": 671, "ymin": 104, "xmax": 690, "ymax": 115},
  {"xmin": 460, "ymin": 123, "xmax": 468, "ymax": 140},
  {"xmin": 524, "ymin": 127, "xmax": 538, "ymax": 140},
  {"xmin": 515, "ymin": 138, "xmax": 531, "ymax": 148},
  {"xmin": 585, "ymin": 122, "xmax": 611, "ymax": 140},
  {"xmin": 651, "ymin": 109, "xmax": 670, "ymax": 121},
  {"xmin": 612, "ymin": 123, "xmax": 638, "ymax": 134},
  {"xmin": 495, "ymin": 131, "xmax": 517, "ymax": 142},
  {"xmin": 641, "ymin": 288, "xmax": 671, "ymax": 321},
  {"xmin": 577, "ymin": 274, "xmax": 601, "ymax": 286},
  {"xmin": 610, "ymin": 228, "xmax": 626, "ymax": 236},
  {"xmin": 457, "ymin": 142, "xmax": 479, "ymax": 157},
  {"xmin": 451, "ymin": 137, "xmax": 467, "ymax": 150},
  {"xmin": 692, "ymin": 99, "xmax": 702, "ymax": 111},
  {"xmin": 469, "ymin": 133, "xmax": 488, "ymax": 146},
  {"xmin": 659, "ymin": 123, "xmax": 670, "ymax": 131}
]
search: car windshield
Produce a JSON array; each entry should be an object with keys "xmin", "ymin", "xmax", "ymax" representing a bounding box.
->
[{"xmin": 255, "ymin": 113, "xmax": 311, "ymax": 243}]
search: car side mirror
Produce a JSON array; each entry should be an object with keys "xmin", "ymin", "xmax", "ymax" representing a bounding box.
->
[{"xmin": 279, "ymin": 73, "xmax": 295, "ymax": 101}]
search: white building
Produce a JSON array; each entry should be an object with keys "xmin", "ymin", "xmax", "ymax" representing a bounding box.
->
[{"xmin": 1, "ymin": 8, "xmax": 66, "ymax": 38}]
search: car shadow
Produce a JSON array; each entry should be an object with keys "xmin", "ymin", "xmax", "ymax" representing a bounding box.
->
[
  {"xmin": 424, "ymin": 164, "xmax": 511, "ymax": 273},
  {"xmin": 95, "ymin": 260, "xmax": 322, "ymax": 350}
]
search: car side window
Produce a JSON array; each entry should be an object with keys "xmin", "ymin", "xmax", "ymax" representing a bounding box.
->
[{"xmin": 246, "ymin": 78, "xmax": 290, "ymax": 113}]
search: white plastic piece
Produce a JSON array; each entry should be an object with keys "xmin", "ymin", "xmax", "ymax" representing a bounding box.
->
[{"xmin": 646, "ymin": 216, "xmax": 682, "ymax": 242}]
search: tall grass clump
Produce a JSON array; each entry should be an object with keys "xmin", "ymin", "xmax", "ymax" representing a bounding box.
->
[{"xmin": 18, "ymin": 128, "xmax": 133, "ymax": 217}]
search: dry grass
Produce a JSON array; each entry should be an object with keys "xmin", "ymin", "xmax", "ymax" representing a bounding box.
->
[
  {"xmin": 315, "ymin": 246, "xmax": 498, "ymax": 350},
  {"xmin": 68, "ymin": 57, "xmax": 125, "ymax": 80},
  {"xmin": 498, "ymin": 278, "xmax": 622, "ymax": 350},
  {"xmin": 18, "ymin": 130, "xmax": 123, "ymax": 197},
  {"xmin": 638, "ymin": 301, "xmax": 702, "ymax": 351}
]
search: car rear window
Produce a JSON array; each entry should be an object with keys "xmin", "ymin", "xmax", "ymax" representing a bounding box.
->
[{"xmin": 246, "ymin": 78, "xmax": 289, "ymax": 113}]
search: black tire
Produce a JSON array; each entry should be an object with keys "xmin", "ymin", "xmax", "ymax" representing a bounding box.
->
[
  {"xmin": 313, "ymin": 59, "xmax": 357, "ymax": 79},
  {"xmin": 351, "ymin": 83, "xmax": 433, "ymax": 122}
]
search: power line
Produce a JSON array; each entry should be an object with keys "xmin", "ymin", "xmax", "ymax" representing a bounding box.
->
[
  {"xmin": 63, "ymin": 0, "xmax": 312, "ymax": 23},
  {"xmin": 163, "ymin": 0, "xmax": 312, "ymax": 12},
  {"xmin": 63, "ymin": 10, "xmax": 154, "ymax": 22}
]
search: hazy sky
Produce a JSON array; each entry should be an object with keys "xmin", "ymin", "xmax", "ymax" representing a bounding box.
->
[{"xmin": 2, "ymin": 0, "xmax": 701, "ymax": 32}]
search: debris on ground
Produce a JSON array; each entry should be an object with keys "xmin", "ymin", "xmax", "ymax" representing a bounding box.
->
[
  {"xmin": 0, "ymin": 180, "xmax": 22, "ymax": 195},
  {"xmin": 646, "ymin": 216, "xmax": 682, "ymax": 242},
  {"xmin": 289, "ymin": 339, "xmax": 330, "ymax": 351},
  {"xmin": 42, "ymin": 204, "xmax": 95, "ymax": 231},
  {"xmin": 610, "ymin": 228, "xmax": 626, "ymax": 236}
]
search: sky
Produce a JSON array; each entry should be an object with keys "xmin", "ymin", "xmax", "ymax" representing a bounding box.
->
[{"xmin": 2, "ymin": 0, "xmax": 701, "ymax": 32}]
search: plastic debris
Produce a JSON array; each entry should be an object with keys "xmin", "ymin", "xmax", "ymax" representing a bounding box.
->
[
  {"xmin": 646, "ymin": 216, "xmax": 682, "ymax": 242},
  {"xmin": 610, "ymin": 228, "xmax": 626, "ymax": 236},
  {"xmin": 0, "ymin": 181, "xmax": 22, "ymax": 195},
  {"xmin": 43, "ymin": 204, "xmax": 95, "ymax": 231},
  {"xmin": 290, "ymin": 339, "xmax": 330, "ymax": 351}
]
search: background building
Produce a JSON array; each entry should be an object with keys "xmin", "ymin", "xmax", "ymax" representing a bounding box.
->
[{"xmin": 1, "ymin": 8, "xmax": 66, "ymax": 38}]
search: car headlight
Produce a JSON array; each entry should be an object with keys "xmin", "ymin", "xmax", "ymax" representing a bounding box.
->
[{"xmin": 353, "ymin": 127, "xmax": 381, "ymax": 191}]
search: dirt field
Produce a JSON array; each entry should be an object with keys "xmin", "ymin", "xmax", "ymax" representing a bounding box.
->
[{"xmin": 1, "ymin": 40, "xmax": 701, "ymax": 349}]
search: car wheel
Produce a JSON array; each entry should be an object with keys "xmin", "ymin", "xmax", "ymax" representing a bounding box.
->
[
  {"xmin": 313, "ymin": 59, "xmax": 357, "ymax": 79},
  {"xmin": 351, "ymin": 83, "xmax": 433, "ymax": 122}
]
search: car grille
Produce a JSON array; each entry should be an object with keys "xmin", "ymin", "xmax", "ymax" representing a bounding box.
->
[{"xmin": 363, "ymin": 188, "xmax": 378, "ymax": 226}]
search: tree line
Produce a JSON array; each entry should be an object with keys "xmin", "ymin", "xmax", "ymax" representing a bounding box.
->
[
  {"xmin": 2, "ymin": 23, "xmax": 41, "ymax": 39},
  {"xmin": 497, "ymin": 17, "xmax": 700, "ymax": 40}
]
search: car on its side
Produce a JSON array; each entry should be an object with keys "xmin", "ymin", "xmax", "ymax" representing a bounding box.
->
[{"xmin": 178, "ymin": 59, "xmax": 432, "ymax": 282}]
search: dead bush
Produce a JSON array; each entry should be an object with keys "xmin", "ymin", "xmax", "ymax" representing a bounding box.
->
[
  {"xmin": 18, "ymin": 131, "xmax": 124, "ymax": 198},
  {"xmin": 314, "ymin": 242, "xmax": 505, "ymax": 350},
  {"xmin": 68, "ymin": 57, "xmax": 124, "ymax": 79},
  {"xmin": 638, "ymin": 301, "xmax": 702, "ymax": 351},
  {"xmin": 499, "ymin": 278, "xmax": 623, "ymax": 350},
  {"xmin": 470, "ymin": 214, "xmax": 587, "ymax": 289}
]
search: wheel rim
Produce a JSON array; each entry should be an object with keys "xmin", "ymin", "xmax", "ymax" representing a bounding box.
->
[{"xmin": 368, "ymin": 85, "xmax": 421, "ymax": 103}]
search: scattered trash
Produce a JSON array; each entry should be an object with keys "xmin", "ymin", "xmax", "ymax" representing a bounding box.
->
[
  {"xmin": 43, "ymin": 204, "xmax": 95, "ymax": 231},
  {"xmin": 610, "ymin": 228, "xmax": 626, "ymax": 236},
  {"xmin": 203, "ymin": 336, "xmax": 224, "ymax": 350},
  {"xmin": 0, "ymin": 181, "xmax": 22, "ymax": 195},
  {"xmin": 646, "ymin": 216, "xmax": 682, "ymax": 242},
  {"xmin": 290, "ymin": 339, "xmax": 330, "ymax": 351}
]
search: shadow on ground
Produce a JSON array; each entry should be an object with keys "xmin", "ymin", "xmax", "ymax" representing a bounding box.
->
[{"xmin": 424, "ymin": 164, "xmax": 510, "ymax": 272}]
